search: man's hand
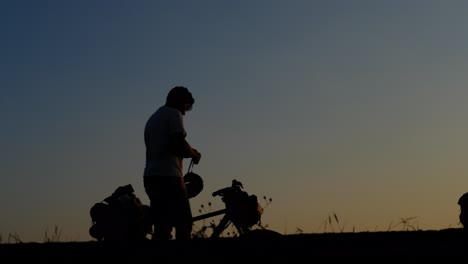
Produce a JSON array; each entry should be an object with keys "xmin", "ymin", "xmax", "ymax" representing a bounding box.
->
[{"xmin": 192, "ymin": 148, "xmax": 201, "ymax": 164}]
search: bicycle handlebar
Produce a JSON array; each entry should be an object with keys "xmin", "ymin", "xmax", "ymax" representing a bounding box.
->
[{"xmin": 212, "ymin": 179, "xmax": 244, "ymax": 197}]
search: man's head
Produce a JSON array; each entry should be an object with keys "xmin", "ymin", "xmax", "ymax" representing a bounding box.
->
[{"xmin": 165, "ymin": 86, "xmax": 194, "ymax": 115}]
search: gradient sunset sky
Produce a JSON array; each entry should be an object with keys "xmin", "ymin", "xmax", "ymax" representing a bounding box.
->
[{"xmin": 3, "ymin": 0, "xmax": 468, "ymax": 242}]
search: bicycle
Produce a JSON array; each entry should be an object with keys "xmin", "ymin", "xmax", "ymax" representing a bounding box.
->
[{"xmin": 89, "ymin": 179, "xmax": 280, "ymax": 241}]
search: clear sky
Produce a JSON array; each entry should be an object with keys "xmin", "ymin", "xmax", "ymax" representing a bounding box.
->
[{"xmin": 2, "ymin": 0, "xmax": 468, "ymax": 242}]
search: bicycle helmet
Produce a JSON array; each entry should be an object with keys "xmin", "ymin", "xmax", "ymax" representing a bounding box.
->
[{"xmin": 184, "ymin": 171, "xmax": 203, "ymax": 198}]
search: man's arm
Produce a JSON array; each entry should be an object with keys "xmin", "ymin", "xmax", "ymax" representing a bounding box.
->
[{"xmin": 169, "ymin": 132, "xmax": 201, "ymax": 164}]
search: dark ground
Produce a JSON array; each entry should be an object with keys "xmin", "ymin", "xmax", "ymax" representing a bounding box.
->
[{"xmin": 1, "ymin": 228, "xmax": 468, "ymax": 259}]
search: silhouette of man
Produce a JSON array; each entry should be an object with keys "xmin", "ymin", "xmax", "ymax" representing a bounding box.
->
[{"xmin": 143, "ymin": 86, "xmax": 201, "ymax": 240}]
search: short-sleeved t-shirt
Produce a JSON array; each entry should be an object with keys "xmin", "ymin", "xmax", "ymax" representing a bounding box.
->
[{"xmin": 144, "ymin": 106, "xmax": 186, "ymax": 178}]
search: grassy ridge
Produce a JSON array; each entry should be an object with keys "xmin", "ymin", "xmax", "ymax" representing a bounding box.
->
[{"xmin": 1, "ymin": 229, "xmax": 468, "ymax": 258}]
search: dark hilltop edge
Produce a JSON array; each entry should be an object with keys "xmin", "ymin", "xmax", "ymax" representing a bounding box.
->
[{"xmin": 1, "ymin": 228, "xmax": 468, "ymax": 259}]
